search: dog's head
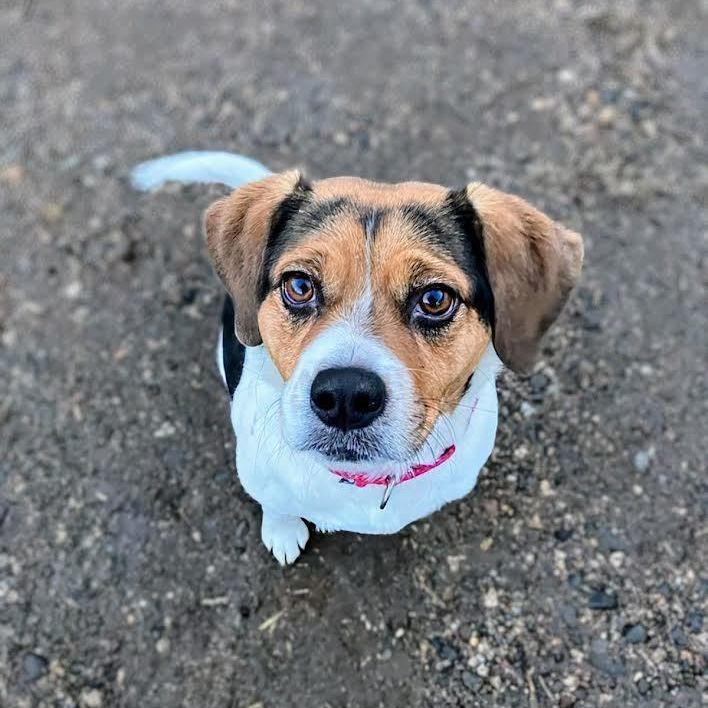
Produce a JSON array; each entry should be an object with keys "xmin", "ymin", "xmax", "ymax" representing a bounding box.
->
[{"xmin": 205, "ymin": 172, "xmax": 583, "ymax": 467}]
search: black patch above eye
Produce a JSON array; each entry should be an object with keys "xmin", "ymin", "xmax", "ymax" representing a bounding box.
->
[
  {"xmin": 397, "ymin": 194, "xmax": 495, "ymax": 332},
  {"xmin": 444, "ymin": 190, "xmax": 495, "ymax": 331}
]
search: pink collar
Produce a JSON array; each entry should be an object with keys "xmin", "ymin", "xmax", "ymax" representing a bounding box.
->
[{"xmin": 330, "ymin": 444, "xmax": 456, "ymax": 489}]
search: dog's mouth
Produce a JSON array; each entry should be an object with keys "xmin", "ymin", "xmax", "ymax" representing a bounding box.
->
[{"xmin": 302, "ymin": 428, "xmax": 396, "ymax": 464}]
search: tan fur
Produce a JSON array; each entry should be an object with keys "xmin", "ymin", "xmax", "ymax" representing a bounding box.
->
[
  {"xmin": 467, "ymin": 183, "xmax": 584, "ymax": 372},
  {"xmin": 312, "ymin": 176, "xmax": 449, "ymax": 209}
]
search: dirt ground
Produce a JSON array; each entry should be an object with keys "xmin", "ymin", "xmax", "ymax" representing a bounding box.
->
[{"xmin": 1, "ymin": 1, "xmax": 706, "ymax": 706}]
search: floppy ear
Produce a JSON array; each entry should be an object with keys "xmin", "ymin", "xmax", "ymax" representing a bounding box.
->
[
  {"xmin": 467, "ymin": 183, "xmax": 584, "ymax": 373},
  {"xmin": 204, "ymin": 170, "xmax": 309, "ymax": 346}
]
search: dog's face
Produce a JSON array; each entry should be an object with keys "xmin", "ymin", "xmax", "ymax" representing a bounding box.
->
[{"xmin": 206, "ymin": 173, "xmax": 583, "ymax": 467}]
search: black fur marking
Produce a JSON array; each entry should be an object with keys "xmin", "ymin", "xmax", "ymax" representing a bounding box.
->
[
  {"xmin": 444, "ymin": 189, "xmax": 495, "ymax": 331},
  {"xmin": 360, "ymin": 208, "xmax": 383, "ymax": 239},
  {"xmin": 398, "ymin": 194, "xmax": 495, "ymax": 331},
  {"xmin": 258, "ymin": 176, "xmax": 313, "ymax": 302},
  {"xmin": 261, "ymin": 196, "xmax": 355, "ymax": 297},
  {"xmin": 221, "ymin": 294, "xmax": 245, "ymax": 398},
  {"xmin": 300, "ymin": 198, "xmax": 353, "ymax": 231}
]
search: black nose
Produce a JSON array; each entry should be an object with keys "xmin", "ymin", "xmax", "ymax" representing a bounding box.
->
[{"xmin": 310, "ymin": 367, "xmax": 386, "ymax": 431}]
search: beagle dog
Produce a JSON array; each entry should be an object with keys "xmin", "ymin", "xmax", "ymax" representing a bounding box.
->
[{"xmin": 133, "ymin": 153, "xmax": 584, "ymax": 565}]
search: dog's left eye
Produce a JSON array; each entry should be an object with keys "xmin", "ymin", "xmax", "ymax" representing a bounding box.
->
[
  {"xmin": 415, "ymin": 286, "xmax": 457, "ymax": 319},
  {"xmin": 282, "ymin": 273, "xmax": 316, "ymax": 307}
]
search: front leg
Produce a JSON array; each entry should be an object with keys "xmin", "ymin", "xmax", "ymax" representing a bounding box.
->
[{"xmin": 260, "ymin": 509, "xmax": 309, "ymax": 565}]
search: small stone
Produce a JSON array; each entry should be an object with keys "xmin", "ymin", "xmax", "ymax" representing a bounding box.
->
[
  {"xmin": 513, "ymin": 444, "xmax": 529, "ymax": 460},
  {"xmin": 609, "ymin": 551, "xmax": 624, "ymax": 569},
  {"xmin": 64, "ymin": 281, "xmax": 82, "ymax": 300},
  {"xmin": 669, "ymin": 625, "xmax": 687, "ymax": 648},
  {"xmin": 597, "ymin": 106, "xmax": 617, "ymax": 127},
  {"xmin": 22, "ymin": 653, "xmax": 48, "ymax": 682},
  {"xmin": 479, "ymin": 537, "xmax": 493, "ymax": 551},
  {"xmin": 637, "ymin": 677, "xmax": 650, "ymax": 695},
  {"xmin": 92, "ymin": 154, "xmax": 111, "ymax": 171},
  {"xmin": 153, "ymin": 422, "xmax": 176, "ymax": 439},
  {"xmin": 41, "ymin": 202, "xmax": 64, "ymax": 224},
  {"xmin": 567, "ymin": 572, "xmax": 583, "ymax": 588},
  {"xmin": 446, "ymin": 554, "xmax": 464, "ymax": 573},
  {"xmin": 632, "ymin": 449, "xmax": 653, "ymax": 472},
  {"xmin": 332, "ymin": 131, "xmax": 349, "ymax": 146},
  {"xmin": 589, "ymin": 638, "xmax": 625, "ymax": 677},
  {"xmin": 588, "ymin": 590, "xmax": 618, "ymax": 610},
  {"xmin": 80, "ymin": 688, "xmax": 103, "ymax": 708},
  {"xmin": 622, "ymin": 623, "xmax": 647, "ymax": 644},
  {"xmin": 462, "ymin": 670, "xmax": 483, "ymax": 691},
  {"xmin": 475, "ymin": 662, "xmax": 490, "ymax": 677},
  {"xmin": 483, "ymin": 587, "xmax": 499, "ymax": 609},
  {"xmin": 155, "ymin": 637, "xmax": 170, "ymax": 654},
  {"xmin": 529, "ymin": 373, "xmax": 549, "ymax": 394},
  {"xmin": 554, "ymin": 527, "xmax": 574, "ymax": 542},
  {"xmin": 686, "ymin": 610, "xmax": 703, "ymax": 634},
  {"xmin": 430, "ymin": 637, "xmax": 457, "ymax": 662},
  {"xmin": 520, "ymin": 401, "xmax": 536, "ymax": 418},
  {"xmin": 560, "ymin": 603, "xmax": 578, "ymax": 627},
  {"xmin": 597, "ymin": 529, "xmax": 628, "ymax": 552}
]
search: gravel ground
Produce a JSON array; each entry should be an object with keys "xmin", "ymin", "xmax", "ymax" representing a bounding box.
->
[{"xmin": 1, "ymin": 1, "xmax": 706, "ymax": 706}]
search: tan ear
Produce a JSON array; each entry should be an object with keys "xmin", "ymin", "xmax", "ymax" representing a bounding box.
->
[
  {"xmin": 467, "ymin": 183, "xmax": 584, "ymax": 373},
  {"xmin": 204, "ymin": 170, "xmax": 308, "ymax": 346}
]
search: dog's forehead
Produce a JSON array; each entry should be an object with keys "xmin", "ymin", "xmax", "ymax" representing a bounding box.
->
[{"xmin": 310, "ymin": 176, "xmax": 449, "ymax": 208}]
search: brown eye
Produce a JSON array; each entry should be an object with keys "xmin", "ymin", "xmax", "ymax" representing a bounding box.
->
[
  {"xmin": 282, "ymin": 273, "xmax": 316, "ymax": 307},
  {"xmin": 417, "ymin": 287, "xmax": 455, "ymax": 317}
]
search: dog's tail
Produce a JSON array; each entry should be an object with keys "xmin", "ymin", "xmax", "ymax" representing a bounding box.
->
[{"xmin": 130, "ymin": 151, "xmax": 271, "ymax": 192}]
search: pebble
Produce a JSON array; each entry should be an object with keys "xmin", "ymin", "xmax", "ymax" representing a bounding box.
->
[
  {"xmin": 597, "ymin": 106, "xmax": 618, "ymax": 127},
  {"xmin": 22, "ymin": 652, "xmax": 48, "ymax": 682},
  {"xmin": 686, "ymin": 610, "xmax": 703, "ymax": 634},
  {"xmin": 588, "ymin": 590, "xmax": 618, "ymax": 610},
  {"xmin": 520, "ymin": 401, "xmax": 536, "ymax": 418},
  {"xmin": 483, "ymin": 587, "xmax": 499, "ymax": 609},
  {"xmin": 589, "ymin": 638, "xmax": 625, "ymax": 677},
  {"xmin": 560, "ymin": 603, "xmax": 578, "ymax": 627},
  {"xmin": 430, "ymin": 637, "xmax": 458, "ymax": 662},
  {"xmin": 633, "ymin": 449, "xmax": 653, "ymax": 472},
  {"xmin": 597, "ymin": 529, "xmax": 628, "ymax": 552},
  {"xmin": 153, "ymin": 422, "xmax": 176, "ymax": 439},
  {"xmin": 529, "ymin": 373, "xmax": 549, "ymax": 394},
  {"xmin": 669, "ymin": 625, "xmax": 687, "ymax": 648},
  {"xmin": 461, "ymin": 670, "xmax": 483, "ymax": 691},
  {"xmin": 80, "ymin": 688, "xmax": 103, "ymax": 708},
  {"xmin": 554, "ymin": 527, "xmax": 574, "ymax": 542},
  {"xmin": 622, "ymin": 623, "xmax": 647, "ymax": 644}
]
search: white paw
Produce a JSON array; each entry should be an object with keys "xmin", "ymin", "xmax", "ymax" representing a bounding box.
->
[{"xmin": 261, "ymin": 511, "xmax": 309, "ymax": 565}]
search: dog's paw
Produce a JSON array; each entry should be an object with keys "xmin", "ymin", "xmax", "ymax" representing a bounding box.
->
[{"xmin": 261, "ymin": 511, "xmax": 309, "ymax": 565}]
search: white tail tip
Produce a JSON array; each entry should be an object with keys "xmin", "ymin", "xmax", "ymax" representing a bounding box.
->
[{"xmin": 130, "ymin": 151, "xmax": 271, "ymax": 191}]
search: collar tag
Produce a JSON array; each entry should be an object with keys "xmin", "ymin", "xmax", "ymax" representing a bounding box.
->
[{"xmin": 379, "ymin": 477, "xmax": 396, "ymax": 510}]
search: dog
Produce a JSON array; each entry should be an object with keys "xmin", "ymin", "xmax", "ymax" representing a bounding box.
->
[{"xmin": 133, "ymin": 153, "xmax": 584, "ymax": 564}]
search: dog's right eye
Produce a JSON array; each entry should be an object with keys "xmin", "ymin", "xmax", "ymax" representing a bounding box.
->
[{"xmin": 282, "ymin": 273, "xmax": 316, "ymax": 308}]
